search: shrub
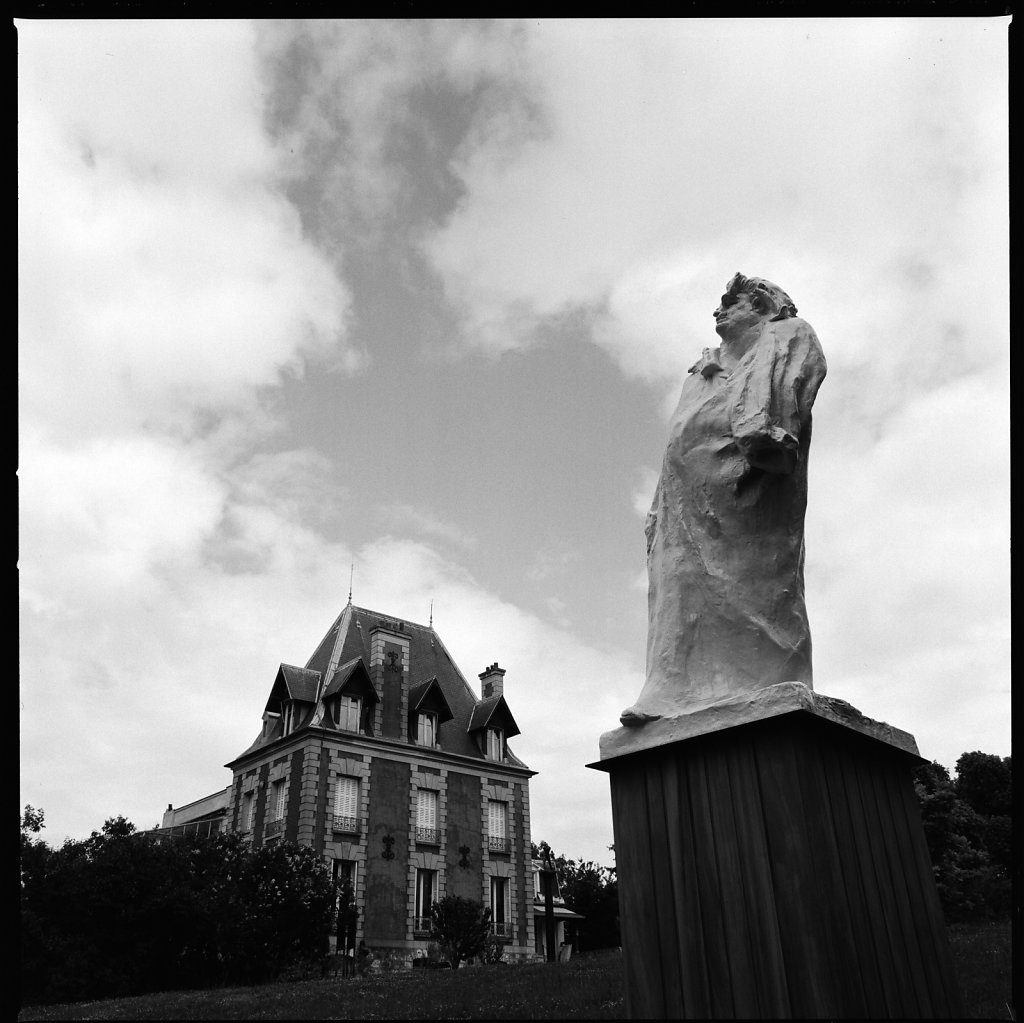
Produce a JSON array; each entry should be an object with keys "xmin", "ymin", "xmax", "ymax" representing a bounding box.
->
[
  {"xmin": 19, "ymin": 811, "xmax": 337, "ymax": 1006},
  {"xmin": 429, "ymin": 895, "xmax": 492, "ymax": 969}
]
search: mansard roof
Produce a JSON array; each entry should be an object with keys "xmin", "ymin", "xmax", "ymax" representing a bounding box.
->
[
  {"xmin": 310, "ymin": 603, "xmax": 528, "ymax": 767},
  {"xmin": 232, "ymin": 602, "xmax": 530, "ymax": 769},
  {"xmin": 467, "ymin": 694, "xmax": 521, "ymax": 739}
]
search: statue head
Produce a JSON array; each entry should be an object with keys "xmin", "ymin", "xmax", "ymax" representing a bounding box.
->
[{"xmin": 718, "ymin": 272, "xmax": 797, "ymax": 322}]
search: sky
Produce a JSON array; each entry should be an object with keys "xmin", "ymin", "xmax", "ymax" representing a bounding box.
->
[{"xmin": 19, "ymin": 18, "xmax": 1009, "ymax": 864}]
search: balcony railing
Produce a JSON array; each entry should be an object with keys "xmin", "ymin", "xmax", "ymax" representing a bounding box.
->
[
  {"xmin": 490, "ymin": 921, "xmax": 514, "ymax": 940},
  {"xmin": 332, "ymin": 814, "xmax": 360, "ymax": 835},
  {"xmin": 487, "ymin": 835, "xmax": 511, "ymax": 854},
  {"xmin": 265, "ymin": 818, "xmax": 285, "ymax": 837},
  {"xmin": 413, "ymin": 916, "xmax": 433, "ymax": 935},
  {"xmin": 415, "ymin": 826, "xmax": 441, "ymax": 845}
]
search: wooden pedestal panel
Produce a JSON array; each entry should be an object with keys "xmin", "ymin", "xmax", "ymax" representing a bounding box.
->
[{"xmin": 607, "ymin": 712, "xmax": 964, "ymax": 1019}]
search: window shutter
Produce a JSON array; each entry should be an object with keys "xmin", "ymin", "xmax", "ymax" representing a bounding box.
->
[
  {"xmin": 417, "ymin": 789, "xmax": 438, "ymax": 829},
  {"xmin": 488, "ymin": 799, "xmax": 507, "ymax": 838},
  {"xmin": 418, "ymin": 712, "xmax": 436, "ymax": 746},
  {"xmin": 339, "ymin": 695, "xmax": 360, "ymax": 731},
  {"xmin": 334, "ymin": 776, "xmax": 358, "ymax": 817},
  {"xmin": 487, "ymin": 728, "xmax": 503, "ymax": 760}
]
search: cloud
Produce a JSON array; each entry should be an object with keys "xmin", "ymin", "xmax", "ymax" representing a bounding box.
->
[
  {"xmin": 17, "ymin": 19, "xmax": 358, "ymax": 844},
  {"xmin": 255, "ymin": 20, "xmax": 543, "ymax": 250},
  {"xmin": 18, "ymin": 19, "xmax": 354, "ymax": 445},
  {"xmin": 631, "ymin": 466, "xmax": 660, "ymax": 520},
  {"xmin": 421, "ymin": 19, "xmax": 1008, "ymax": 382},
  {"xmin": 805, "ymin": 371, "xmax": 1010, "ymax": 770},
  {"xmin": 378, "ymin": 503, "xmax": 478, "ymax": 548}
]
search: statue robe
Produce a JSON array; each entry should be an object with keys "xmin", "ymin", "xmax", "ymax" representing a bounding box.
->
[{"xmin": 639, "ymin": 316, "xmax": 827, "ymax": 715}]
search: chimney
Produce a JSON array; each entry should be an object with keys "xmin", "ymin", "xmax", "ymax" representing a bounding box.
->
[{"xmin": 479, "ymin": 662, "xmax": 506, "ymax": 700}]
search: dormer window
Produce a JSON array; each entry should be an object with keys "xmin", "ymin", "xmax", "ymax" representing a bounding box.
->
[
  {"xmin": 407, "ymin": 676, "xmax": 453, "ymax": 748},
  {"xmin": 486, "ymin": 727, "xmax": 504, "ymax": 761},
  {"xmin": 337, "ymin": 694, "xmax": 361, "ymax": 732},
  {"xmin": 417, "ymin": 711, "xmax": 438, "ymax": 747},
  {"xmin": 282, "ymin": 701, "xmax": 296, "ymax": 736},
  {"xmin": 468, "ymin": 690, "xmax": 519, "ymax": 763}
]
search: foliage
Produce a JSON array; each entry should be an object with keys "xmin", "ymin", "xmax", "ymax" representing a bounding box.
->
[
  {"xmin": 953, "ymin": 752, "xmax": 1012, "ymax": 819},
  {"xmin": 429, "ymin": 895, "xmax": 492, "ymax": 969},
  {"xmin": 480, "ymin": 937, "xmax": 506, "ymax": 965},
  {"xmin": 913, "ymin": 753, "xmax": 1012, "ymax": 923},
  {"xmin": 19, "ymin": 810, "xmax": 337, "ymax": 1007},
  {"xmin": 532, "ymin": 840, "xmax": 620, "ymax": 951},
  {"xmin": 953, "ymin": 751, "xmax": 1013, "ymax": 872}
]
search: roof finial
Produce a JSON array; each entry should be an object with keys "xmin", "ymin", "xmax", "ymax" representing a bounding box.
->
[
  {"xmin": 429, "ymin": 599, "xmax": 434, "ymax": 629},
  {"xmin": 348, "ymin": 563, "xmax": 354, "ymax": 605}
]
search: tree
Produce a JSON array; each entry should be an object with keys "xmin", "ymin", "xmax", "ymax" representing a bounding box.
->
[
  {"xmin": 19, "ymin": 815, "xmax": 337, "ymax": 1006},
  {"xmin": 532, "ymin": 840, "xmax": 620, "ymax": 951},
  {"xmin": 429, "ymin": 895, "xmax": 492, "ymax": 969},
  {"xmin": 913, "ymin": 756, "xmax": 1011, "ymax": 922},
  {"xmin": 954, "ymin": 752, "xmax": 1012, "ymax": 872},
  {"xmin": 559, "ymin": 857, "xmax": 620, "ymax": 951},
  {"xmin": 954, "ymin": 752, "xmax": 1011, "ymax": 818}
]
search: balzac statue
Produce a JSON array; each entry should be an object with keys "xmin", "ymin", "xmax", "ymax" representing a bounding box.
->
[{"xmin": 622, "ymin": 272, "xmax": 827, "ymax": 726}]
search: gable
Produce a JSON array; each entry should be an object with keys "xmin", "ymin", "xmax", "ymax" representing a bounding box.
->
[
  {"xmin": 322, "ymin": 658, "xmax": 380, "ymax": 705},
  {"xmin": 468, "ymin": 694, "xmax": 521, "ymax": 739}
]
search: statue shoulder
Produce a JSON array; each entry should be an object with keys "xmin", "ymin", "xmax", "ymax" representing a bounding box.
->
[{"xmin": 765, "ymin": 316, "xmax": 825, "ymax": 365}]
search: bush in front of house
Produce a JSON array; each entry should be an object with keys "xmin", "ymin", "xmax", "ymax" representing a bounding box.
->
[
  {"xmin": 20, "ymin": 811, "xmax": 336, "ymax": 1006},
  {"xmin": 429, "ymin": 894, "xmax": 492, "ymax": 969}
]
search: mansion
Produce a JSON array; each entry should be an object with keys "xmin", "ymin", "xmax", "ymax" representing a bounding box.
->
[{"xmin": 160, "ymin": 600, "xmax": 571, "ymax": 963}]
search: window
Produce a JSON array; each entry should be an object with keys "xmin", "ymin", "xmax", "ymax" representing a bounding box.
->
[
  {"xmin": 487, "ymin": 800, "xmax": 510, "ymax": 853},
  {"xmin": 266, "ymin": 779, "xmax": 286, "ymax": 837},
  {"xmin": 490, "ymin": 876, "xmax": 512, "ymax": 939},
  {"xmin": 333, "ymin": 776, "xmax": 360, "ymax": 834},
  {"xmin": 272, "ymin": 779, "xmax": 286, "ymax": 820},
  {"xmin": 417, "ymin": 711, "xmax": 438, "ymax": 747},
  {"xmin": 241, "ymin": 791, "xmax": 254, "ymax": 833},
  {"xmin": 486, "ymin": 728, "xmax": 504, "ymax": 761},
  {"xmin": 333, "ymin": 858, "xmax": 359, "ymax": 893},
  {"xmin": 416, "ymin": 789, "xmax": 440, "ymax": 845},
  {"xmin": 337, "ymin": 694, "xmax": 361, "ymax": 732},
  {"xmin": 414, "ymin": 869, "xmax": 437, "ymax": 934},
  {"xmin": 282, "ymin": 701, "xmax": 296, "ymax": 736},
  {"xmin": 333, "ymin": 859, "xmax": 359, "ymax": 951}
]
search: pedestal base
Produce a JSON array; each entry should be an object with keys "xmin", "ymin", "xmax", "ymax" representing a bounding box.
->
[{"xmin": 590, "ymin": 705, "xmax": 964, "ymax": 1019}]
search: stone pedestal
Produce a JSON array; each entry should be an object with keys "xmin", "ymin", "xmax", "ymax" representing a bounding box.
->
[{"xmin": 589, "ymin": 684, "xmax": 964, "ymax": 1019}]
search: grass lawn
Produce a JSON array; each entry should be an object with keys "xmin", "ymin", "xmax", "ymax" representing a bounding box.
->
[
  {"xmin": 18, "ymin": 922, "xmax": 1013, "ymax": 1020},
  {"xmin": 948, "ymin": 919, "xmax": 1015, "ymax": 1022},
  {"xmin": 17, "ymin": 951, "xmax": 626, "ymax": 1021}
]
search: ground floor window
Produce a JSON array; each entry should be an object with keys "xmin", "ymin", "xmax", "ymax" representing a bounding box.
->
[
  {"xmin": 333, "ymin": 859, "xmax": 359, "ymax": 951},
  {"xmin": 490, "ymin": 876, "xmax": 512, "ymax": 938},
  {"xmin": 415, "ymin": 868, "xmax": 437, "ymax": 935}
]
